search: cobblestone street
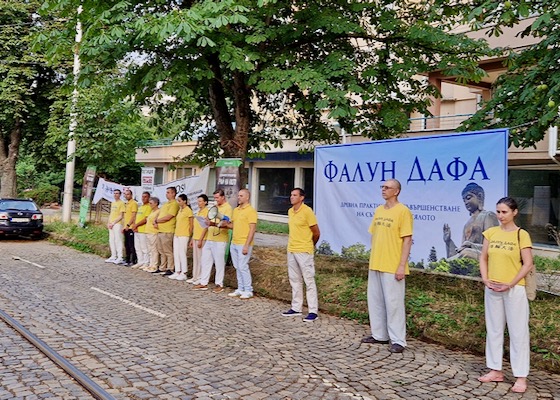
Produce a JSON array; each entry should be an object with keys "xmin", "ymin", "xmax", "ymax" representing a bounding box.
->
[{"xmin": 1, "ymin": 240, "xmax": 558, "ymax": 399}]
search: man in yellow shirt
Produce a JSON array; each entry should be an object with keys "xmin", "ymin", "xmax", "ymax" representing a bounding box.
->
[
  {"xmin": 362, "ymin": 179, "xmax": 413, "ymax": 353},
  {"xmin": 123, "ymin": 189, "xmax": 138, "ymax": 267},
  {"xmin": 105, "ymin": 189, "xmax": 126, "ymax": 264},
  {"xmin": 131, "ymin": 192, "xmax": 151, "ymax": 269},
  {"xmin": 194, "ymin": 189, "xmax": 233, "ymax": 292},
  {"xmin": 282, "ymin": 188, "xmax": 320, "ymax": 322},
  {"xmin": 154, "ymin": 187, "xmax": 180, "ymax": 275},
  {"xmin": 224, "ymin": 189, "xmax": 257, "ymax": 299}
]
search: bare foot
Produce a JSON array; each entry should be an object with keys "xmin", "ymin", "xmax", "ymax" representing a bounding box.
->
[{"xmin": 478, "ymin": 370, "xmax": 504, "ymax": 383}]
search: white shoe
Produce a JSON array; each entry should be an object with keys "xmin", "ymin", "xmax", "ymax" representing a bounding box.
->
[
  {"xmin": 130, "ymin": 263, "xmax": 141, "ymax": 269},
  {"xmin": 228, "ymin": 290, "xmax": 242, "ymax": 297},
  {"xmin": 168, "ymin": 272, "xmax": 179, "ymax": 280},
  {"xmin": 240, "ymin": 292, "xmax": 253, "ymax": 299},
  {"xmin": 105, "ymin": 257, "xmax": 116, "ymax": 263},
  {"xmin": 175, "ymin": 274, "xmax": 187, "ymax": 281},
  {"xmin": 113, "ymin": 258, "xmax": 125, "ymax": 265},
  {"xmin": 186, "ymin": 278, "xmax": 194, "ymax": 284}
]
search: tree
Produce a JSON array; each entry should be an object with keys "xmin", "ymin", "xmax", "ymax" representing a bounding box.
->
[
  {"xmin": 461, "ymin": 1, "xmax": 560, "ymax": 148},
  {"xmin": 39, "ymin": 1, "xmax": 494, "ymax": 184},
  {"xmin": 0, "ymin": 0, "xmax": 57, "ymax": 197}
]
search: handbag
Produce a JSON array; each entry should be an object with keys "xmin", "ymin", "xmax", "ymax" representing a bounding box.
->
[{"xmin": 518, "ymin": 228, "xmax": 537, "ymax": 301}]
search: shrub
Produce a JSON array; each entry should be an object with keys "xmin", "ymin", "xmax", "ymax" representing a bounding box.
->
[{"xmin": 20, "ymin": 185, "xmax": 60, "ymax": 206}]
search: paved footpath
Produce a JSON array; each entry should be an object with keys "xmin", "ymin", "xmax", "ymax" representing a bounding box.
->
[{"xmin": 0, "ymin": 239, "xmax": 558, "ymax": 399}]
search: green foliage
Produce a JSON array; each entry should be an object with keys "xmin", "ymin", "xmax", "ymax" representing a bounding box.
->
[
  {"xmin": 21, "ymin": 185, "xmax": 60, "ymax": 206},
  {"xmin": 340, "ymin": 243, "xmax": 369, "ymax": 260},
  {"xmin": 36, "ymin": 0, "xmax": 495, "ymax": 165},
  {"xmin": 461, "ymin": 0, "xmax": 560, "ymax": 148},
  {"xmin": 534, "ymin": 255, "xmax": 560, "ymax": 273},
  {"xmin": 428, "ymin": 246, "xmax": 438, "ymax": 263},
  {"xmin": 316, "ymin": 240, "xmax": 336, "ymax": 256},
  {"xmin": 429, "ymin": 258, "xmax": 481, "ymax": 277},
  {"xmin": 256, "ymin": 220, "xmax": 288, "ymax": 235}
]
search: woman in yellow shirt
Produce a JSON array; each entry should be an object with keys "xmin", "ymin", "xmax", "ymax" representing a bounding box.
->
[
  {"xmin": 143, "ymin": 197, "xmax": 161, "ymax": 273},
  {"xmin": 478, "ymin": 197, "xmax": 533, "ymax": 393},
  {"xmin": 189, "ymin": 194, "xmax": 209, "ymax": 285},
  {"xmin": 170, "ymin": 194, "xmax": 193, "ymax": 281}
]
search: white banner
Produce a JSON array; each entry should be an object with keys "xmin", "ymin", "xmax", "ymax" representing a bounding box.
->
[
  {"xmin": 314, "ymin": 130, "xmax": 508, "ymax": 267},
  {"xmin": 93, "ymin": 167, "xmax": 210, "ymax": 213},
  {"xmin": 141, "ymin": 167, "xmax": 155, "ymax": 193}
]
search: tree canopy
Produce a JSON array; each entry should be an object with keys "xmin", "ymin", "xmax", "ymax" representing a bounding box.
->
[
  {"xmin": 0, "ymin": 0, "xmax": 57, "ymax": 197},
  {"xmin": 38, "ymin": 0, "xmax": 495, "ymax": 171},
  {"xmin": 462, "ymin": 0, "xmax": 560, "ymax": 148}
]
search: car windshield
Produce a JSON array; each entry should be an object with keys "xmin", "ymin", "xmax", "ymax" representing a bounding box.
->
[{"xmin": 0, "ymin": 200, "xmax": 39, "ymax": 211}]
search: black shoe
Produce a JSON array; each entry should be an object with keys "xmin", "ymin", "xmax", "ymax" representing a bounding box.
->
[
  {"xmin": 361, "ymin": 336, "xmax": 390, "ymax": 344},
  {"xmin": 151, "ymin": 269, "xmax": 162, "ymax": 274},
  {"xmin": 389, "ymin": 343, "xmax": 405, "ymax": 353},
  {"xmin": 162, "ymin": 270, "xmax": 173, "ymax": 276}
]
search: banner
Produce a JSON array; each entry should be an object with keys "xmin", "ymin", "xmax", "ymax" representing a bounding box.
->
[
  {"xmin": 141, "ymin": 167, "xmax": 155, "ymax": 193},
  {"xmin": 78, "ymin": 165, "xmax": 96, "ymax": 227},
  {"xmin": 314, "ymin": 130, "xmax": 508, "ymax": 269},
  {"xmin": 215, "ymin": 158, "xmax": 242, "ymax": 210},
  {"xmin": 92, "ymin": 167, "xmax": 210, "ymax": 213}
]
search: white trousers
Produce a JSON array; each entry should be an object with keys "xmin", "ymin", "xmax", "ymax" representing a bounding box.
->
[
  {"xmin": 287, "ymin": 252, "xmax": 318, "ymax": 314},
  {"xmin": 484, "ymin": 285, "xmax": 530, "ymax": 377},
  {"xmin": 134, "ymin": 232, "xmax": 149, "ymax": 265},
  {"xmin": 200, "ymin": 241, "xmax": 227, "ymax": 286},
  {"xmin": 367, "ymin": 270, "xmax": 407, "ymax": 347},
  {"xmin": 173, "ymin": 236, "xmax": 190, "ymax": 273},
  {"xmin": 108, "ymin": 223, "xmax": 123, "ymax": 259}
]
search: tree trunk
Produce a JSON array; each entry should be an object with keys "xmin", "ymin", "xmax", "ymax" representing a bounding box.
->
[
  {"xmin": 206, "ymin": 54, "xmax": 252, "ymax": 187},
  {"xmin": 0, "ymin": 118, "xmax": 21, "ymax": 197}
]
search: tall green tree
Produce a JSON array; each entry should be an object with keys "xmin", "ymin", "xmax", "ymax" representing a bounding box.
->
[
  {"xmin": 39, "ymin": 0, "xmax": 494, "ymax": 183},
  {"xmin": 462, "ymin": 1, "xmax": 560, "ymax": 147},
  {"xmin": 0, "ymin": 0, "xmax": 57, "ymax": 197}
]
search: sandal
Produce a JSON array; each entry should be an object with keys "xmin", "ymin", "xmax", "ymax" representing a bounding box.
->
[
  {"xmin": 511, "ymin": 381, "xmax": 527, "ymax": 393},
  {"xmin": 478, "ymin": 372, "xmax": 504, "ymax": 383}
]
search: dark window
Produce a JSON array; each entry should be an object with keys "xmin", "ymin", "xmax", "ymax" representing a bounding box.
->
[{"xmin": 257, "ymin": 168, "xmax": 295, "ymax": 214}]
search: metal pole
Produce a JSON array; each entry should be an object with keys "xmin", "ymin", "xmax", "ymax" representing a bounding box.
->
[{"xmin": 61, "ymin": 5, "xmax": 83, "ymax": 223}]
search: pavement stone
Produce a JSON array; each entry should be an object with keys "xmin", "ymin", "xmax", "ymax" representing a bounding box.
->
[{"xmin": 0, "ymin": 239, "xmax": 558, "ymax": 399}]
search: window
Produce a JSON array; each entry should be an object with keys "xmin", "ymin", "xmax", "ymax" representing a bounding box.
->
[
  {"xmin": 509, "ymin": 169, "xmax": 560, "ymax": 246},
  {"xmin": 154, "ymin": 167, "xmax": 164, "ymax": 185},
  {"xmin": 303, "ymin": 168, "xmax": 314, "ymax": 209},
  {"xmin": 257, "ymin": 168, "xmax": 295, "ymax": 214},
  {"xmin": 176, "ymin": 167, "xmax": 193, "ymax": 179}
]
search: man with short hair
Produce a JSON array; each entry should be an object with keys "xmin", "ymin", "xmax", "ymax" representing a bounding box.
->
[
  {"xmin": 361, "ymin": 179, "xmax": 413, "ymax": 354},
  {"xmin": 154, "ymin": 187, "xmax": 180, "ymax": 275},
  {"xmin": 194, "ymin": 189, "xmax": 233, "ymax": 292},
  {"xmin": 131, "ymin": 192, "xmax": 151, "ymax": 268},
  {"xmin": 225, "ymin": 189, "xmax": 257, "ymax": 299},
  {"xmin": 282, "ymin": 188, "xmax": 321, "ymax": 322},
  {"xmin": 123, "ymin": 189, "xmax": 138, "ymax": 267},
  {"xmin": 105, "ymin": 189, "xmax": 125, "ymax": 264}
]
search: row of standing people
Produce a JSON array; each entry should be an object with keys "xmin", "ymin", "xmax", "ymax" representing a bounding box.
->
[
  {"xmin": 105, "ymin": 186, "xmax": 321, "ymax": 321},
  {"xmin": 106, "ymin": 181, "xmax": 533, "ymax": 392}
]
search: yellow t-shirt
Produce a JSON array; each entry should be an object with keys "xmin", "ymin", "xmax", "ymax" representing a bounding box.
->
[
  {"xmin": 135, "ymin": 204, "xmax": 152, "ymax": 233},
  {"xmin": 124, "ymin": 199, "xmax": 138, "ymax": 226},
  {"xmin": 157, "ymin": 200, "xmax": 180, "ymax": 233},
  {"xmin": 232, "ymin": 204, "xmax": 258, "ymax": 246},
  {"xmin": 175, "ymin": 206, "xmax": 194, "ymax": 237},
  {"xmin": 484, "ymin": 227, "xmax": 532, "ymax": 286},
  {"xmin": 145, "ymin": 209, "xmax": 159, "ymax": 234},
  {"xmin": 287, "ymin": 204, "xmax": 318, "ymax": 254},
  {"xmin": 109, "ymin": 200, "xmax": 125, "ymax": 224},
  {"xmin": 368, "ymin": 203, "xmax": 413, "ymax": 274},
  {"xmin": 193, "ymin": 207, "xmax": 209, "ymax": 240},
  {"xmin": 207, "ymin": 202, "xmax": 233, "ymax": 242}
]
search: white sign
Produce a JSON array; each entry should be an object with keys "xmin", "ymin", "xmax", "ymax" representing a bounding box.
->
[{"xmin": 141, "ymin": 167, "xmax": 156, "ymax": 193}]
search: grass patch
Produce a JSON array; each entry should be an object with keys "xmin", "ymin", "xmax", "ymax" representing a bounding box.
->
[
  {"xmin": 45, "ymin": 221, "xmax": 560, "ymax": 374},
  {"xmin": 257, "ymin": 220, "xmax": 289, "ymax": 235}
]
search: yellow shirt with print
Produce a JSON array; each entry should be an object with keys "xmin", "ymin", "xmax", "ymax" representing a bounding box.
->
[
  {"xmin": 175, "ymin": 206, "xmax": 194, "ymax": 237},
  {"xmin": 207, "ymin": 202, "xmax": 233, "ymax": 242},
  {"xmin": 368, "ymin": 203, "xmax": 413, "ymax": 274},
  {"xmin": 124, "ymin": 199, "xmax": 138, "ymax": 226},
  {"xmin": 135, "ymin": 204, "xmax": 152, "ymax": 233},
  {"xmin": 232, "ymin": 204, "xmax": 258, "ymax": 246},
  {"xmin": 145, "ymin": 209, "xmax": 159, "ymax": 234},
  {"xmin": 109, "ymin": 200, "xmax": 125, "ymax": 224},
  {"xmin": 157, "ymin": 200, "xmax": 180, "ymax": 233},
  {"xmin": 287, "ymin": 204, "xmax": 317, "ymax": 254},
  {"xmin": 484, "ymin": 226, "xmax": 532, "ymax": 286},
  {"xmin": 193, "ymin": 207, "xmax": 209, "ymax": 240}
]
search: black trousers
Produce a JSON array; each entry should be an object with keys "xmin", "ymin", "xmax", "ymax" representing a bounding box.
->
[{"xmin": 124, "ymin": 230, "xmax": 137, "ymax": 264}]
